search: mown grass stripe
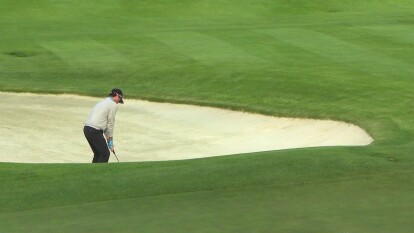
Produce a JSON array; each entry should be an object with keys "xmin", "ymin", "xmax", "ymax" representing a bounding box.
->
[
  {"xmin": 41, "ymin": 38, "xmax": 129, "ymax": 72},
  {"xmin": 148, "ymin": 31, "xmax": 264, "ymax": 64},
  {"xmin": 257, "ymin": 27, "xmax": 413, "ymax": 78}
]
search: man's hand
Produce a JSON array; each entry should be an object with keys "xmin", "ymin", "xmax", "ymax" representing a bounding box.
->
[{"xmin": 107, "ymin": 140, "xmax": 115, "ymax": 152}]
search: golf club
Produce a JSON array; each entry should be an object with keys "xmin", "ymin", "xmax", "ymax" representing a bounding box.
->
[{"xmin": 112, "ymin": 150, "xmax": 120, "ymax": 162}]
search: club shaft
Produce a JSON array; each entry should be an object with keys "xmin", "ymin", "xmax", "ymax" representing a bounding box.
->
[{"xmin": 112, "ymin": 151, "xmax": 120, "ymax": 162}]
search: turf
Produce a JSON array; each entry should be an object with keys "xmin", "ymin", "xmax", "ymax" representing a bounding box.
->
[{"xmin": 1, "ymin": 0, "xmax": 413, "ymax": 232}]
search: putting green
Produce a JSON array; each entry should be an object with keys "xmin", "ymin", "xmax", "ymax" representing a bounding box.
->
[{"xmin": 0, "ymin": 92, "xmax": 372, "ymax": 163}]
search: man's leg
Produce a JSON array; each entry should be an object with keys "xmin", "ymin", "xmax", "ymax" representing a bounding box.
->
[
  {"xmin": 84, "ymin": 126, "xmax": 110, "ymax": 163},
  {"xmin": 96, "ymin": 139, "xmax": 110, "ymax": 163}
]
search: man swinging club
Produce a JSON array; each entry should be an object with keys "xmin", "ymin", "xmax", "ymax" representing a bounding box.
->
[{"xmin": 84, "ymin": 88, "xmax": 124, "ymax": 163}]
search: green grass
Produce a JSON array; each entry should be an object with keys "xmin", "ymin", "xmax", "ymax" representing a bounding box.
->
[{"xmin": 1, "ymin": 0, "xmax": 413, "ymax": 232}]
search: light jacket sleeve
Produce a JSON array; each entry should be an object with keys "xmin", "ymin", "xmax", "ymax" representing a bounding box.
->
[{"xmin": 104, "ymin": 104, "xmax": 118, "ymax": 138}]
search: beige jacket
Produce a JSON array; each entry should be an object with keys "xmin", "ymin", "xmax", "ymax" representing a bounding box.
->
[{"xmin": 85, "ymin": 97, "xmax": 118, "ymax": 138}]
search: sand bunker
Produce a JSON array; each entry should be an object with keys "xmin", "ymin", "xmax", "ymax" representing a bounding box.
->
[{"xmin": 0, "ymin": 92, "xmax": 373, "ymax": 163}]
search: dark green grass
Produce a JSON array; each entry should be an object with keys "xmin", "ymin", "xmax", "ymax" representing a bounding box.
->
[
  {"xmin": 1, "ymin": 169, "xmax": 413, "ymax": 233},
  {"xmin": 1, "ymin": 0, "xmax": 413, "ymax": 232}
]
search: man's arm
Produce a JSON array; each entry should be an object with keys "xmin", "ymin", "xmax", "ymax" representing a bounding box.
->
[{"xmin": 104, "ymin": 104, "xmax": 118, "ymax": 138}]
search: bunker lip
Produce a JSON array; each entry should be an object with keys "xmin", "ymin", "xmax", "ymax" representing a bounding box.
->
[{"xmin": 0, "ymin": 92, "xmax": 373, "ymax": 163}]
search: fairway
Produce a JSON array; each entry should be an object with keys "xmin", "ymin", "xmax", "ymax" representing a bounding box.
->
[{"xmin": 0, "ymin": 0, "xmax": 413, "ymax": 232}]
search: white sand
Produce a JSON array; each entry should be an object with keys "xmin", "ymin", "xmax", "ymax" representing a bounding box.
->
[{"xmin": 0, "ymin": 92, "xmax": 373, "ymax": 163}]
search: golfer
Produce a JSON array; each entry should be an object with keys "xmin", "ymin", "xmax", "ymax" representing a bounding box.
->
[{"xmin": 84, "ymin": 88, "xmax": 124, "ymax": 163}]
